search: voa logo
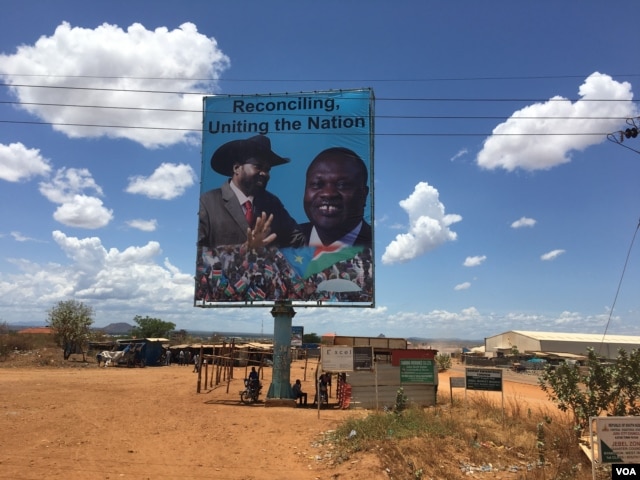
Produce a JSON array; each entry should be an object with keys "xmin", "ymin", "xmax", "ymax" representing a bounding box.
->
[{"xmin": 612, "ymin": 464, "xmax": 640, "ymax": 479}]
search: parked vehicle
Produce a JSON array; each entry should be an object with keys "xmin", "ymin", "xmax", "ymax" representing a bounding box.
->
[{"xmin": 240, "ymin": 378, "xmax": 262, "ymax": 404}]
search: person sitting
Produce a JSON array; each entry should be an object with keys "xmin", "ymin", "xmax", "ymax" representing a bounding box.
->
[
  {"xmin": 248, "ymin": 366, "xmax": 260, "ymax": 389},
  {"xmin": 292, "ymin": 379, "xmax": 307, "ymax": 406}
]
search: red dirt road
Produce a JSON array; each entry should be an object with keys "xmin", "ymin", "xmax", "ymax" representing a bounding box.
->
[{"xmin": 0, "ymin": 360, "xmax": 557, "ymax": 480}]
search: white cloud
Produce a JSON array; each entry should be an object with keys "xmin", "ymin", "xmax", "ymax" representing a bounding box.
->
[
  {"xmin": 381, "ymin": 182, "xmax": 461, "ymax": 264},
  {"xmin": 0, "ymin": 231, "xmax": 192, "ymax": 313},
  {"xmin": 511, "ymin": 217, "xmax": 537, "ymax": 228},
  {"xmin": 463, "ymin": 255, "xmax": 486, "ymax": 267},
  {"xmin": 52, "ymin": 230, "xmax": 191, "ymax": 300},
  {"xmin": 39, "ymin": 167, "xmax": 103, "ymax": 203},
  {"xmin": 53, "ymin": 195, "xmax": 113, "ymax": 229},
  {"xmin": 454, "ymin": 282, "xmax": 471, "ymax": 291},
  {"xmin": 258, "ymin": 304, "xmax": 623, "ymax": 340},
  {"xmin": 126, "ymin": 163, "xmax": 196, "ymax": 200},
  {"xmin": 541, "ymin": 249, "xmax": 565, "ymax": 261},
  {"xmin": 0, "ymin": 142, "xmax": 51, "ymax": 182},
  {"xmin": 476, "ymin": 72, "xmax": 637, "ymax": 171},
  {"xmin": 379, "ymin": 307, "xmax": 484, "ymax": 336},
  {"xmin": 127, "ymin": 219, "xmax": 158, "ymax": 232},
  {"xmin": 0, "ymin": 22, "xmax": 230, "ymax": 148},
  {"xmin": 450, "ymin": 148, "xmax": 468, "ymax": 162},
  {"xmin": 10, "ymin": 232, "xmax": 43, "ymax": 243},
  {"xmin": 39, "ymin": 168, "xmax": 112, "ymax": 229}
]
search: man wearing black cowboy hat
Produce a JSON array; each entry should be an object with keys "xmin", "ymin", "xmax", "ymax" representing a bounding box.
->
[{"xmin": 198, "ymin": 135, "xmax": 305, "ymax": 249}]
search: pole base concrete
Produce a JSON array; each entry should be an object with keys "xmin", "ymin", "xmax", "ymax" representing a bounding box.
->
[{"xmin": 264, "ymin": 398, "xmax": 297, "ymax": 408}]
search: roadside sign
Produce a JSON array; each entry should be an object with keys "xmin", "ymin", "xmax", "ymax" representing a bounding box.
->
[
  {"xmin": 450, "ymin": 377, "xmax": 465, "ymax": 388},
  {"xmin": 465, "ymin": 368, "xmax": 503, "ymax": 392},
  {"xmin": 321, "ymin": 345, "xmax": 374, "ymax": 372},
  {"xmin": 400, "ymin": 359, "xmax": 436, "ymax": 384},
  {"xmin": 591, "ymin": 416, "xmax": 640, "ymax": 464},
  {"xmin": 353, "ymin": 346, "xmax": 374, "ymax": 371},
  {"xmin": 321, "ymin": 346, "xmax": 354, "ymax": 372}
]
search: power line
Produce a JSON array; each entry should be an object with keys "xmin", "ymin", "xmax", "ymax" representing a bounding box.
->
[
  {"xmin": 1, "ymin": 79, "xmax": 637, "ymax": 137},
  {"xmin": 598, "ymin": 219, "xmax": 640, "ymax": 355},
  {"xmin": 0, "ymin": 100, "xmax": 631, "ymax": 121},
  {"xmin": 0, "ymin": 100, "xmax": 201, "ymax": 114},
  {"xmin": 1, "ymin": 82, "xmax": 639, "ymax": 103},
  {"xmin": 2, "ymin": 72, "xmax": 640, "ymax": 82},
  {"xmin": 0, "ymin": 119, "xmax": 616, "ymax": 137}
]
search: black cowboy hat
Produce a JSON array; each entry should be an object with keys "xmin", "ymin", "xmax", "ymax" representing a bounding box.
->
[{"xmin": 210, "ymin": 135, "xmax": 289, "ymax": 176}]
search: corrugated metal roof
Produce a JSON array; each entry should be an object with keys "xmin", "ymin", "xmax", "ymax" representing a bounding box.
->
[
  {"xmin": 245, "ymin": 342, "xmax": 273, "ymax": 350},
  {"xmin": 531, "ymin": 351, "xmax": 588, "ymax": 360},
  {"xmin": 512, "ymin": 331, "xmax": 640, "ymax": 343}
]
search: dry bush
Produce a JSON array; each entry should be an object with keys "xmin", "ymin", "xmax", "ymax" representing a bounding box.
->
[
  {"xmin": 323, "ymin": 391, "xmax": 594, "ymax": 479},
  {"xmin": 1, "ymin": 331, "xmax": 54, "ymax": 357},
  {"xmin": 0, "ymin": 333, "xmax": 91, "ymax": 368}
]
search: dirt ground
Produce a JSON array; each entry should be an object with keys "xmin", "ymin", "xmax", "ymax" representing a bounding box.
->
[{"xmin": 0, "ymin": 355, "xmax": 556, "ymax": 480}]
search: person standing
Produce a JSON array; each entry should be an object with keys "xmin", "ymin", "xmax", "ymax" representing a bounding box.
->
[{"xmin": 193, "ymin": 354, "xmax": 200, "ymax": 373}]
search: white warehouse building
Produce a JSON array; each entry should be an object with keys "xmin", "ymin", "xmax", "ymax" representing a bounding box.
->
[{"xmin": 484, "ymin": 331, "xmax": 640, "ymax": 360}]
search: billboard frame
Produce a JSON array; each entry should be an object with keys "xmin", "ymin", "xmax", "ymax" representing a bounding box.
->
[{"xmin": 194, "ymin": 89, "xmax": 375, "ymax": 309}]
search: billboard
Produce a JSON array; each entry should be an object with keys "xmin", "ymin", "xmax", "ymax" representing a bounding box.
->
[
  {"xmin": 291, "ymin": 326, "xmax": 303, "ymax": 347},
  {"xmin": 194, "ymin": 89, "xmax": 374, "ymax": 308}
]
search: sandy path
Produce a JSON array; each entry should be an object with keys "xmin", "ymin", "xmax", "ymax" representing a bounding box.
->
[{"xmin": 0, "ymin": 361, "xmax": 558, "ymax": 480}]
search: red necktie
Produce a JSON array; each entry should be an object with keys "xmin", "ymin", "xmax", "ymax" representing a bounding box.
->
[{"xmin": 243, "ymin": 200, "xmax": 254, "ymax": 227}]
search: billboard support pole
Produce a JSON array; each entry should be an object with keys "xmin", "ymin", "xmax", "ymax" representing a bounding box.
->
[{"xmin": 266, "ymin": 300, "xmax": 296, "ymax": 405}]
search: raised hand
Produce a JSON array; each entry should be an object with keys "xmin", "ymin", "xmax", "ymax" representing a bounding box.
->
[{"xmin": 245, "ymin": 211, "xmax": 277, "ymax": 249}]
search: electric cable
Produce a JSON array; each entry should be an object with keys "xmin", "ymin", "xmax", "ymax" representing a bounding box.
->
[{"xmin": 598, "ymin": 219, "xmax": 640, "ymax": 355}]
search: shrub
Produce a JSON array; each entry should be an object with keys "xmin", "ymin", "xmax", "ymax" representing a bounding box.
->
[
  {"xmin": 435, "ymin": 353, "xmax": 452, "ymax": 371},
  {"xmin": 321, "ymin": 393, "xmax": 592, "ymax": 479},
  {"xmin": 539, "ymin": 347, "xmax": 640, "ymax": 434}
]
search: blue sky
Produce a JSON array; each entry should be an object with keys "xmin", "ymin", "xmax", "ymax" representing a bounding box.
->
[{"xmin": 1, "ymin": 1, "xmax": 639, "ymax": 340}]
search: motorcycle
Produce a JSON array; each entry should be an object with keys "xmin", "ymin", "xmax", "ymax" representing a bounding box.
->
[{"xmin": 240, "ymin": 378, "xmax": 262, "ymax": 404}]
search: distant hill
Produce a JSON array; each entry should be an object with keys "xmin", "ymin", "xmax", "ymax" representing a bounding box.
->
[{"xmin": 98, "ymin": 323, "xmax": 134, "ymax": 335}]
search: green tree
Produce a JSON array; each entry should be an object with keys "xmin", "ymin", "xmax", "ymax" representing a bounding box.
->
[
  {"xmin": 46, "ymin": 300, "xmax": 94, "ymax": 360},
  {"xmin": 173, "ymin": 329, "xmax": 188, "ymax": 343},
  {"xmin": 302, "ymin": 332, "xmax": 321, "ymax": 344},
  {"xmin": 131, "ymin": 315, "xmax": 175, "ymax": 339},
  {"xmin": 609, "ymin": 348, "xmax": 640, "ymax": 417},
  {"xmin": 539, "ymin": 347, "xmax": 640, "ymax": 435}
]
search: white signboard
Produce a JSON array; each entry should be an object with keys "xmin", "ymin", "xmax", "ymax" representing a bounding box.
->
[
  {"xmin": 591, "ymin": 416, "xmax": 640, "ymax": 464},
  {"xmin": 321, "ymin": 346, "xmax": 354, "ymax": 372}
]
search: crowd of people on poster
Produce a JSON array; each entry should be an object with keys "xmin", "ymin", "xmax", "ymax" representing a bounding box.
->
[{"xmin": 194, "ymin": 89, "xmax": 374, "ymax": 307}]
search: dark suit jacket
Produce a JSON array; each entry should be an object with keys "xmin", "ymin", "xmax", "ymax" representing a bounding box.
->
[
  {"xmin": 198, "ymin": 181, "xmax": 304, "ymax": 249},
  {"xmin": 299, "ymin": 221, "xmax": 372, "ymax": 249}
]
